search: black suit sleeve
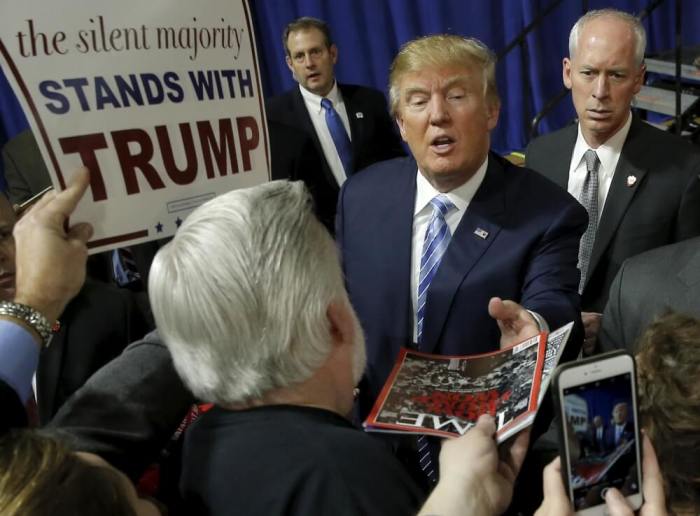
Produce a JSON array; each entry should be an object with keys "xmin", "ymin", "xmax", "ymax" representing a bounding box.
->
[
  {"xmin": 0, "ymin": 380, "xmax": 27, "ymax": 435},
  {"xmin": 48, "ymin": 332, "xmax": 194, "ymax": 481}
]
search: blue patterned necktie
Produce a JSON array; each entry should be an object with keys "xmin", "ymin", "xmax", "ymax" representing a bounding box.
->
[
  {"xmin": 417, "ymin": 194, "xmax": 455, "ymax": 345},
  {"xmin": 416, "ymin": 194, "xmax": 454, "ymax": 484},
  {"xmin": 321, "ymin": 98, "xmax": 353, "ymax": 176},
  {"xmin": 578, "ymin": 149, "xmax": 600, "ymax": 293}
]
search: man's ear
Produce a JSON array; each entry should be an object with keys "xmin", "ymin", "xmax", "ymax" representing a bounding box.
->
[
  {"xmin": 395, "ymin": 115, "xmax": 407, "ymax": 141},
  {"xmin": 562, "ymin": 57, "xmax": 573, "ymax": 90},
  {"xmin": 633, "ymin": 64, "xmax": 646, "ymax": 95},
  {"xmin": 285, "ymin": 55, "xmax": 294, "ymax": 74},
  {"xmin": 329, "ymin": 43, "xmax": 338, "ymax": 65},
  {"xmin": 486, "ymin": 100, "xmax": 500, "ymax": 131},
  {"xmin": 327, "ymin": 299, "xmax": 354, "ymax": 349}
]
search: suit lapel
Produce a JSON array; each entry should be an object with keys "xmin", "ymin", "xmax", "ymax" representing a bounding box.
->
[
  {"xmin": 37, "ymin": 324, "xmax": 68, "ymax": 423},
  {"xmin": 587, "ymin": 120, "xmax": 648, "ymax": 284},
  {"xmin": 388, "ymin": 159, "xmax": 419, "ymax": 351},
  {"xmin": 340, "ymin": 84, "xmax": 362, "ymax": 171},
  {"xmin": 421, "ymin": 156, "xmax": 506, "ymax": 353}
]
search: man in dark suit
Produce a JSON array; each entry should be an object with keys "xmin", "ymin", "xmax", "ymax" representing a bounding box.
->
[
  {"xmin": 604, "ymin": 402, "xmax": 635, "ymax": 450},
  {"xmin": 526, "ymin": 9, "xmax": 700, "ymax": 354},
  {"xmin": 600, "ymin": 237, "xmax": 700, "ymax": 353},
  {"xmin": 338, "ymin": 34, "xmax": 586, "ymax": 486},
  {"xmin": 0, "ymin": 179, "xmax": 151, "ymax": 425},
  {"xmin": 0, "ymin": 168, "xmax": 92, "ymax": 434},
  {"xmin": 1, "ymin": 128, "xmax": 48, "ymax": 205},
  {"xmin": 589, "ymin": 416, "xmax": 607, "ymax": 453},
  {"xmin": 266, "ymin": 17, "xmax": 404, "ymax": 227},
  {"xmin": 37, "ymin": 279, "xmax": 150, "ymax": 424}
]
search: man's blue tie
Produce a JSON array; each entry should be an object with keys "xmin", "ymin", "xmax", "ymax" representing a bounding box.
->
[
  {"xmin": 321, "ymin": 98, "xmax": 353, "ymax": 176},
  {"xmin": 112, "ymin": 247, "xmax": 141, "ymax": 287},
  {"xmin": 417, "ymin": 195, "xmax": 455, "ymax": 344},
  {"xmin": 416, "ymin": 194, "xmax": 454, "ymax": 484}
]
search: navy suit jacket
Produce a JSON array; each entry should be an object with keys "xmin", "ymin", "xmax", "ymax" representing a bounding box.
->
[
  {"xmin": 604, "ymin": 421, "xmax": 635, "ymax": 450},
  {"xmin": 337, "ymin": 153, "xmax": 588, "ymax": 417},
  {"xmin": 266, "ymin": 83, "xmax": 404, "ymax": 227},
  {"xmin": 526, "ymin": 118, "xmax": 700, "ymax": 312}
]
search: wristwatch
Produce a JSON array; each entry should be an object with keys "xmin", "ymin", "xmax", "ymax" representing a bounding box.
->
[{"xmin": 0, "ymin": 301, "xmax": 59, "ymax": 345}]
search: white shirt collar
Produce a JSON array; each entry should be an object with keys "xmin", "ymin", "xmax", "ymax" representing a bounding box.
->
[
  {"xmin": 298, "ymin": 81, "xmax": 341, "ymax": 115},
  {"xmin": 414, "ymin": 155, "xmax": 489, "ymax": 216},
  {"xmin": 572, "ymin": 112, "xmax": 632, "ymax": 180}
]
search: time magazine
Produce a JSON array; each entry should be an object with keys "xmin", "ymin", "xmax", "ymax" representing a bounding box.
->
[{"xmin": 364, "ymin": 322, "xmax": 573, "ymax": 442}]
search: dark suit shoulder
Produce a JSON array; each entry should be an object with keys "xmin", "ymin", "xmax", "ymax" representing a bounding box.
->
[
  {"xmin": 344, "ymin": 156, "xmax": 414, "ymax": 193},
  {"xmin": 620, "ymin": 235, "xmax": 700, "ymax": 274},
  {"xmin": 2, "ymin": 129, "xmax": 40, "ymax": 155},
  {"xmin": 497, "ymin": 154, "xmax": 581, "ymax": 210},
  {"xmin": 627, "ymin": 119, "xmax": 700, "ymax": 161},
  {"xmin": 265, "ymin": 89, "xmax": 299, "ymax": 119},
  {"xmin": 525, "ymin": 124, "xmax": 577, "ymax": 160}
]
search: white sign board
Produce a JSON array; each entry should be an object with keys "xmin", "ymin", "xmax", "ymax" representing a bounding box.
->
[{"xmin": 0, "ymin": 0, "xmax": 269, "ymax": 253}]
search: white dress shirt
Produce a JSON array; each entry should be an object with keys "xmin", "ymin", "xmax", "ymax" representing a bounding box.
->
[
  {"xmin": 299, "ymin": 82, "xmax": 352, "ymax": 187},
  {"xmin": 568, "ymin": 112, "xmax": 632, "ymax": 214},
  {"xmin": 410, "ymin": 157, "xmax": 489, "ymax": 342}
]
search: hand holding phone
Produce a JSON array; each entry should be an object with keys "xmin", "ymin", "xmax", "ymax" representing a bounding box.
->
[
  {"xmin": 551, "ymin": 351, "xmax": 643, "ymax": 515},
  {"xmin": 536, "ymin": 434, "xmax": 667, "ymax": 516}
]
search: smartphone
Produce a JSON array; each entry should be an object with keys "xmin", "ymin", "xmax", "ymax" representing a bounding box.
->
[{"xmin": 552, "ymin": 351, "xmax": 643, "ymax": 515}]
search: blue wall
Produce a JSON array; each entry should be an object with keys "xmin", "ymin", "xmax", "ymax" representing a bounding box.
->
[{"xmin": 1, "ymin": 0, "xmax": 699, "ymax": 184}]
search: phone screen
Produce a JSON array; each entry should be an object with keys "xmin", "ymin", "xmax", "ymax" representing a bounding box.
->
[{"xmin": 562, "ymin": 373, "xmax": 640, "ymax": 511}]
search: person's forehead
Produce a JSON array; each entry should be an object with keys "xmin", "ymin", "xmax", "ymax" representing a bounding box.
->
[
  {"xmin": 287, "ymin": 28, "xmax": 325, "ymax": 49},
  {"xmin": 400, "ymin": 65, "xmax": 481, "ymax": 90},
  {"xmin": 575, "ymin": 18, "xmax": 637, "ymax": 62}
]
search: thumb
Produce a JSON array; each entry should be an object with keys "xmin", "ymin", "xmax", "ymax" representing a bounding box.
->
[
  {"xmin": 473, "ymin": 413, "xmax": 497, "ymax": 437},
  {"xmin": 488, "ymin": 296, "xmax": 507, "ymax": 320},
  {"xmin": 604, "ymin": 488, "xmax": 634, "ymax": 516}
]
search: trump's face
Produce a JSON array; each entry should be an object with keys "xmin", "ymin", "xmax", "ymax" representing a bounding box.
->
[
  {"xmin": 563, "ymin": 15, "xmax": 644, "ymax": 148},
  {"xmin": 395, "ymin": 64, "xmax": 499, "ymax": 193}
]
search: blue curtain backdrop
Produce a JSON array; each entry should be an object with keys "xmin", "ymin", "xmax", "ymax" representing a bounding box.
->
[{"xmin": 2, "ymin": 0, "xmax": 700, "ymax": 186}]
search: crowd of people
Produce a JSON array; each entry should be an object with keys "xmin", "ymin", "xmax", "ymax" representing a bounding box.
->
[{"xmin": 1, "ymin": 7, "xmax": 698, "ymax": 516}]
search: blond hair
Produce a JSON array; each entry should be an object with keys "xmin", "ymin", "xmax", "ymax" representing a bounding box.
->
[
  {"xmin": 0, "ymin": 430, "xmax": 136, "ymax": 515},
  {"xmin": 388, "ymin": 34, "xmax": 499, "ymax": 116}
]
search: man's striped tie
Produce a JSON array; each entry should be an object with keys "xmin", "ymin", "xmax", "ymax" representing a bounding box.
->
[
  {"xmin": 416, "ymin": 194, "xmax": 454, "ymax": 483},
  {"xmin": 578, "ymin": 149, "xmax": 600, "ymax": 293}
]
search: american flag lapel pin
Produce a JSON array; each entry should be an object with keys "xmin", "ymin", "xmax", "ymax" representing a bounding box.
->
[
  {"xmin": 355, "ymin": 112, "xmax": 364, "ymax": 119},
  {"xmin": 626, "ymin": 175, "xmax": 637, "ymax": 187},
  {"xmin": 474, "ymin": 228, "xmax": 489, "ymax": 239}
]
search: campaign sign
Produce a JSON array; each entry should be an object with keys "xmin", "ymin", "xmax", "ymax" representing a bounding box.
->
[{"xmin": 0, "ymin": 0, "xmax": 269, "ymax": 252}]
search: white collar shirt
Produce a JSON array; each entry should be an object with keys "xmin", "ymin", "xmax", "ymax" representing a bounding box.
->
[
  {"xmin": 410, "ymin": 156, "xmax": 489, "ymax": 343},
  {"xmin": 299, "ymin": 81, "xmax": 352, "ymax": 187},
  {"xmin": 568, "ymin": 112, "xmax": 632, "ymax": 215}
]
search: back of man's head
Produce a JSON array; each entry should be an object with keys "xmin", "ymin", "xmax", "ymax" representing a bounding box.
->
[{"xmin": 149, "ymin": 181, "xmax": 347, "ymax": 406}]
